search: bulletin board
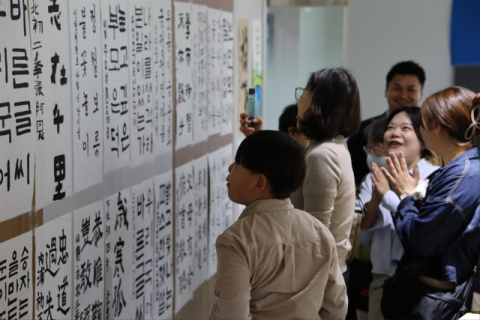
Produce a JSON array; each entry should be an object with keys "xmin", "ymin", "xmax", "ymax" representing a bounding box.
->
[{"xmin": 0, "ymin": 0, "xmax": 239, "ymax": 319}]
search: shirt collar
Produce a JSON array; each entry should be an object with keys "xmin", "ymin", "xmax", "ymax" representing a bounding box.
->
[
  {"xmin": 307, "ymin": 135, "xmax": 345, "ymax": 150},
  {"xmin": 445, "ymin": 147, "xmax": 479, "ymax": 168},
  {"xmin": 239, "ymin": 198, "xmax": 293, "ymax": 220}
]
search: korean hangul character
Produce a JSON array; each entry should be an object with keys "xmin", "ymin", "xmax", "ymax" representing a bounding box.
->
[
  {"xmin": 8, "ymin": 48, "xmax": 30, "ymax": 89},
  {"xmin": 14, "ymin": 101, "xmax": 31, "ymax": 136},
  {"xmin": 108, "ymin": 4, "xmax": 126, "ymax": 39},
  {"xmin": 111, "ymin": 85, "xmax": 128, "ymax": 115},
  {"xmin": 0, "ymin": 102, "xmax": 12, "ymax": 143},
  {"xmin": 0, "ymin": 0, "xmax": 28, "ymax": 37},
  {"xmin": 110, "ymin": 125, "xmax": 120, "ymax": 157},
  {"xmin": 0, "ymin": 259, "xmax": 6, "ymax": 301}
]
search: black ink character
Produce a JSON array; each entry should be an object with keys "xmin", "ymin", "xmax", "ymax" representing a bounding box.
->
[{"xmin": 53, "ymin": 154, "xmax": 66, "ymax": 201}]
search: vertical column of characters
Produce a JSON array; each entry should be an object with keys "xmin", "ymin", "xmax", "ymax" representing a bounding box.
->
[
  {"xmin": 174, "ymin": 162, "xmax": 195, "ymax": 312},
  {"xmin": 174, "ymin": 1, "xmax": 193, "ymax": 150},
  {"xmin": 153, "ymin": 171, "xmax": 174, "ymax": 319},
  {"xmin": 35, "ymin": 213, "xmax": 73, "ymax": 320},
  {"xmin": 207, "ymin": 8, "xmax": 220, "ymax": 136},
  {"xmin": 0, "ymin": 0, "xmax": 35, "ymax": 220},
  {"xmin": 73, "ymin": 200, "xmax": 105, "ymax": 320},
  {"xmin": 215, "ymin": 9, "xmax": 223, "ymax": 132},
  {"xmin": 152, "ymin": 0, "xmax": 173, "ymax": 157},
  {"xmin": 30, "ymin": 0, "xmax": 73, "ymax": 210},
  {"xmin": 104, "ymin": 188, "xmax": 133, "ymax": 320},
  {"xmin": 192, "ymin": 4, "xmax": 208, "ymax": 143},
  {"xmin": 129, "ymin": 1, "xmax": 154, "ymax": 167},
  {"xmin": 192, "ymin": 155, "xmax": 209, "ymax": 292},
  {"xmin": 220, "ymin": 11, "xmax": 234, "ymax": 136},
  {"xmin": 131, "ymin": 178, "xmax": 155, "ymax": 320},
  {"xmin": 237, "ymin": 19, "xmax": 249, "ymax": 134},
  {"xmin": 207, "ymin": 148, "xmax": 221, "ymax": 277},
  {"xmin": 101, "ymin": 0, "xmax": 131, "ymax": 174},
  {"xmin": 69, "ymin": 0, "xmax": 104, "ymax": 193},
  {"xmin": 0, "ymin": 231, "xmax": 33, "ymax": 319},
  {"xmin": 220, "ymin": 144, "xmax": 233, "ymax": 230}
]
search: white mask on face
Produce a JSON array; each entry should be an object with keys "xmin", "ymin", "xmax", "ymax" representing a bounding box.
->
[{"xmin": 366, "ymin": 153, "xmax": 388, "ymax": 171}]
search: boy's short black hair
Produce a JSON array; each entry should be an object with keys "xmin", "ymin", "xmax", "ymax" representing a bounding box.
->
[
  {"xmin": 278, "ymin": 104, "xmax": 298, "ymax": 134},
  {"xmin": 297, "ymin": 68, "xmax": 361, "ymax": 141},
  {"xmin": 235, "ymin": 130, "xmax": 306, "ymax": 199},
  {"xmin": 386, "ymin": 61, "xmax": 426, "ymax": 88}
]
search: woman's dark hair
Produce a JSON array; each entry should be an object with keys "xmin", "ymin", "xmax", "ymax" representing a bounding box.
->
[
  {"xmin": 364, "ymin": 116, "xmax": 389, "ymax": 144},
  {"xmin": 297, "ymin": 68, "xmax": 361, "ymax": 141},
  {"xmin": 235, "ymin": 130, "xmax": 306, "ymax": 199},
  {"xmin": 420, "ymin": 86, "xmax": 480, "ymax": 145},
  {"xmin": 386, "ymin": 106, "xmax": 440, "ymax": 165},
  {"xmin": 278, "ymin": 104, "xmax": 299, "ymax": 134}
]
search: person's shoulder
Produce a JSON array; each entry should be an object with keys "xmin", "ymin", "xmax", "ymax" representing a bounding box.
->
[
  {"xmin": 306, "ymin": 143, "xmax": 339, "ymax": 165},
  {"xmin": 293, "ymin": 208, "xmax": 337, "ymax": 243}
]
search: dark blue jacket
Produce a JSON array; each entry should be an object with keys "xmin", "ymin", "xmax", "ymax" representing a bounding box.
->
[{"xmin": 395, "ymin": 147, "xmax": 480, "ymax": 284}]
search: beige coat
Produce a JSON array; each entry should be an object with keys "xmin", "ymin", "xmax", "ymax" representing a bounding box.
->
[
  {"xmin": 210, "ymin": 198, "xmax": 347, "ymax": 320},
  {"xmin": 291, "ymin": 136, "xmax": 356, "ymax": 273}
]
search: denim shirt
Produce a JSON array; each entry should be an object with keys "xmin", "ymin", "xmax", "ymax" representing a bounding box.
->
[{"xmin": 395, "ymin": 147, "xmax": 480, "ymax": 284}]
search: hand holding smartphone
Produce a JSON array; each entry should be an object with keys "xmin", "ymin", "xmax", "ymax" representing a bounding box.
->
[{"xmin": 248, "ymin": 88, "xmax": 256, "ymax": 127}]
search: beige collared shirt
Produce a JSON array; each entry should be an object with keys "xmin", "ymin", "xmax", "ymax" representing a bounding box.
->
[{"xmin": 210, "ymin": 199, "xmax": 347, "ymax": 320}]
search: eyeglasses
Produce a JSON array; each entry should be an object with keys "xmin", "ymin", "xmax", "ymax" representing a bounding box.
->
[{"xmin": 295, "ymin": 87, "xmax": 304, "ymax": 101}]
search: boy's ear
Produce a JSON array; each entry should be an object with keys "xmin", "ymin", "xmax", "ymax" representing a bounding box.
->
[{"xmin": 253, "ymin": 174, "xmax": 269, "ymax": 194}]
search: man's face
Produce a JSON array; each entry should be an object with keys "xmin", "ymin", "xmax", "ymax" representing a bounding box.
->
[{"xmin": 385, "ymin": 74, "xmax": 423, "ymax": 112}]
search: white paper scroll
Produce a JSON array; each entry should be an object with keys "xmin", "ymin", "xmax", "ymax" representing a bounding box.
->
[
  {"xmin": 131, "ymin": 178, "xmax": 155, "ymax": 320},
  {"xmin": 220, "ymin": 12, "xmax": 234, "ymax": 136},
  {"xmin": 207, "ymin": 8, "xmax": 222, "ymax": 136},
  {"xmin": 105, "ymin": 188, "xmax": 134, "ymax": 320},
  {"xmin": 73, "ymin": 200, "xmax": 105, "ymax": 320},
  {"xmin": 0, "ymin": 0, "xmax": 35, "ymax": 221},
  {"xmin": 35, "ymin": 213, "xmax": 73, "ymax": 320},
  {"xmin": 192, "ymin": 4, "xmax": 208, "ymax": 143},
  {"xmin": 192, "ymin": 154, "xmax": 209, "ymax": 291},
  {"xmin": 101, "ymin": 0, "xmax": 131, "ymax": 174},
  {"xmin": 129, "ymin": 1, "xmax": 155, "ymax": 167},
  {"xmin": 154, "ymin": 171, "xmax": 174, "ymax": 320},
  {"xmin": 30, "ymin": 0, "xmax": 73, "ymax": 210},
  {"xmin": 207, "ymin": 148, "xmax": 222, "ymax": 277},
  {"xmin": 220, "ymin": 144, "xmax": 234, "ymax": 229},
  {"xmin": 174, "ymin": 162, "xmax": 195, "ymax": 312},
  {"xmin": 174, "ymin": 1, "xmax": 193, "ymax": 150},
  {"xmin": 0, "ymin": 231, "xmax": 33, "ymax": 320},
  {"xmin": 152, "ymin": 1, "xmax": 174, "ymax": 157},
  {"xmin": 69, "ymin": 0, "xmax": 104, "ymax": 193}
]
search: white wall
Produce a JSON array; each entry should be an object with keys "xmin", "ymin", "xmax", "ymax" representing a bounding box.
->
[
  {"xmin": 344, "ymin": 0, "xmax": 454, "ymax": 120},
  {"xmin": 265, "ymin": 6, "xmax": 345, "ymax": 130}
]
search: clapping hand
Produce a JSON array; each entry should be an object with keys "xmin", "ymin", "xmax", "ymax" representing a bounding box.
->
[
  {"xmin": 381, "ymin": 152, "xmax": 419, "ymax": 198},
  {"xmin": 371, "ymin": 162, "xmax": 390, "ymax": 201}
]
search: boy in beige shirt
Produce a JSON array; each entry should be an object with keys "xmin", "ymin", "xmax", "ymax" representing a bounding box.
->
[{"xmin": 210, "ymin": 131, "xmax": 347, "ymax": 320}]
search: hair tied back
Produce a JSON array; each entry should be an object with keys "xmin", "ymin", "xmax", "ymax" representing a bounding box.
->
[{"xmin": 464, "ymin": 93, "xmax": 480, "ymax": 142}]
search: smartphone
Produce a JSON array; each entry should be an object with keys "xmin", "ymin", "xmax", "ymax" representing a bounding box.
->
[{"xmin": 248, "ymin": 88, "xmax": 256, "ymax": 127}]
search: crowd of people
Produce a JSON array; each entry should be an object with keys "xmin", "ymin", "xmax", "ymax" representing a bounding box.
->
[{"xmin": 209, "ymin": 61, "xmax": 480, "ymax": 320}]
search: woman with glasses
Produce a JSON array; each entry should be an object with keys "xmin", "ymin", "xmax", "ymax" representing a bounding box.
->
[{"xmin": 294, "ymin": 68, "xmax": 361, "ymax": 279}]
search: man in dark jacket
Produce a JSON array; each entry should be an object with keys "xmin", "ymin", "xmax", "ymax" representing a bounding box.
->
[{"xmin": 348, "ymin": 61, "xmax": 425, "ymax": 185}]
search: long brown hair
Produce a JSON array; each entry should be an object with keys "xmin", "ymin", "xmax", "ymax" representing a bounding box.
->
[{"xmin": 420, "ymin": 86, "xmax": 480, "ymax": 145}]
